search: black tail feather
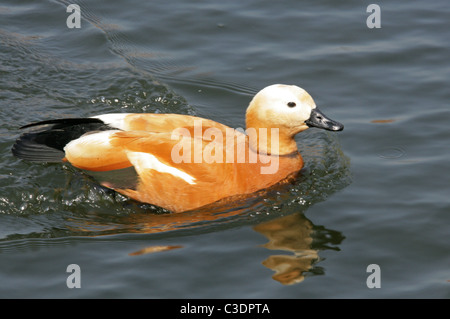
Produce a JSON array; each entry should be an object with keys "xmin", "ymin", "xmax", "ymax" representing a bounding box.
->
[
  {"xmin": 12, "ymin": 130, "xmax": 66, "ymax": 162},
  {"xmin": 12, "ymin": 118, "xmax": 116, "ymax": 163},
  {"xmin": 19, "ymin": 118, "xmax": 104, "ymax": 129}
]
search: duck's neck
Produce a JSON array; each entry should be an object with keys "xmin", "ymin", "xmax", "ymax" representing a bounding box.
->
[{"xmin": 245, "ymin": 123, "xmax": 299, "ymax": 156}]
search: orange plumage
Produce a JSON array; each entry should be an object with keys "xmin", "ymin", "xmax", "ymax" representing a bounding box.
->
[{"xmin": 12, "ymin": 84, "xmax": 343, "ymax": 213}]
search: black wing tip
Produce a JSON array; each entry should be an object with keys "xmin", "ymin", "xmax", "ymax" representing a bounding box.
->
[
  {"xmin": 13, "ymin": 117, "xmax": 112, "ymax": 163},
  {"xmin": 11, "ymin": 138, "xmax": 65, "ymax": 163},
  {"xmin": 19, "ymin": 118, "xmax": 104, "ymax": 130}
]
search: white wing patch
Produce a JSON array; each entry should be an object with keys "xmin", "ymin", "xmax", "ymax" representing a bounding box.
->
[
  {"xmin": 91, "ymin": 113, "xmax": 131, "ymax": 130},
  {"xmin": 126, "ymin": 151, "xmax": 196, "ymax": 185}
]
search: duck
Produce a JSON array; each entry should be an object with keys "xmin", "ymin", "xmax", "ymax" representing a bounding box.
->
[{"xmin": 12, "ymin": 84, "xmax": 343, "ymax": 213}]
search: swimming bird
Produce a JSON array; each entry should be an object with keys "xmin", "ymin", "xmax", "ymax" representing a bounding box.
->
[{"xmin": 12, "ymin": 84, "xmax": 343, "ymax": 213}]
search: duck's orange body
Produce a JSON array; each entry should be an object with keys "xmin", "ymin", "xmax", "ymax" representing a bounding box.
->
[{"xmin": 12, "ymin": 84, "xmax": 343, "ymax": 213}]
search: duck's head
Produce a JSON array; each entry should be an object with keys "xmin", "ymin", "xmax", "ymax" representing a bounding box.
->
[{"xmin": 246, "ymin": 84, "xmax": 343, "ymax": 154}]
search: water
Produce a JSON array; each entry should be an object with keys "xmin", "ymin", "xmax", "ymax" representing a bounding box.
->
[{"xmin": 0, "ymin": 0, "xmax": 449, "ymax": 298}]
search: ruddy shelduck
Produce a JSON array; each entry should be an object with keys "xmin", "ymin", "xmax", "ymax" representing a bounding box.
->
[{"xmin": 12, "ymin": 84, "xmax": 343, "ymax": 212}]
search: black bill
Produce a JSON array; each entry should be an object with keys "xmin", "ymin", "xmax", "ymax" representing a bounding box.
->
[{"xmin": 305, "ymin": 108, "xmax": 344, "ymax": 131}]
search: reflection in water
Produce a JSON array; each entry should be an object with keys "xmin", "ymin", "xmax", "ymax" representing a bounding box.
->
[
  {"xmin": 254, "ymin": 213, "xmax": 344, "ymax": 285},
  {"xmin": 65, "ymin": 203, "xmax": 344, "ymax": 285},
  {"xmin": 129, "ymin": 245, "xmax": 183, "ymax": 256}
]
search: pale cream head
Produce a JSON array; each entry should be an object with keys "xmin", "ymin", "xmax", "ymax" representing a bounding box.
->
[
  {"xmin": 245, "ymin": 84, "xmax": 343, "ymax": 155},
  {"xmin": 246, "ymin": 84, "xmax": 317, "ymax": 136}
]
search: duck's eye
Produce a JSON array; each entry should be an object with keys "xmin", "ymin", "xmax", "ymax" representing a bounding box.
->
[{"xmin": 287, "ymin": 102, "xmax": 296, "ymax": 107}]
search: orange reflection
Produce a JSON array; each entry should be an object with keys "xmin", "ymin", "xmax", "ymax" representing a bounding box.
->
[
  {"xmin": 254, "ymin": 213, "xmax": 319, "ymax": 285},
  {"xmin": 129, "ymin": 245, "xmax": 183, "ymax": 256},
  {"xmin": 370, "ymin": 119, "xmax": 395, "ymax": 123}
]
